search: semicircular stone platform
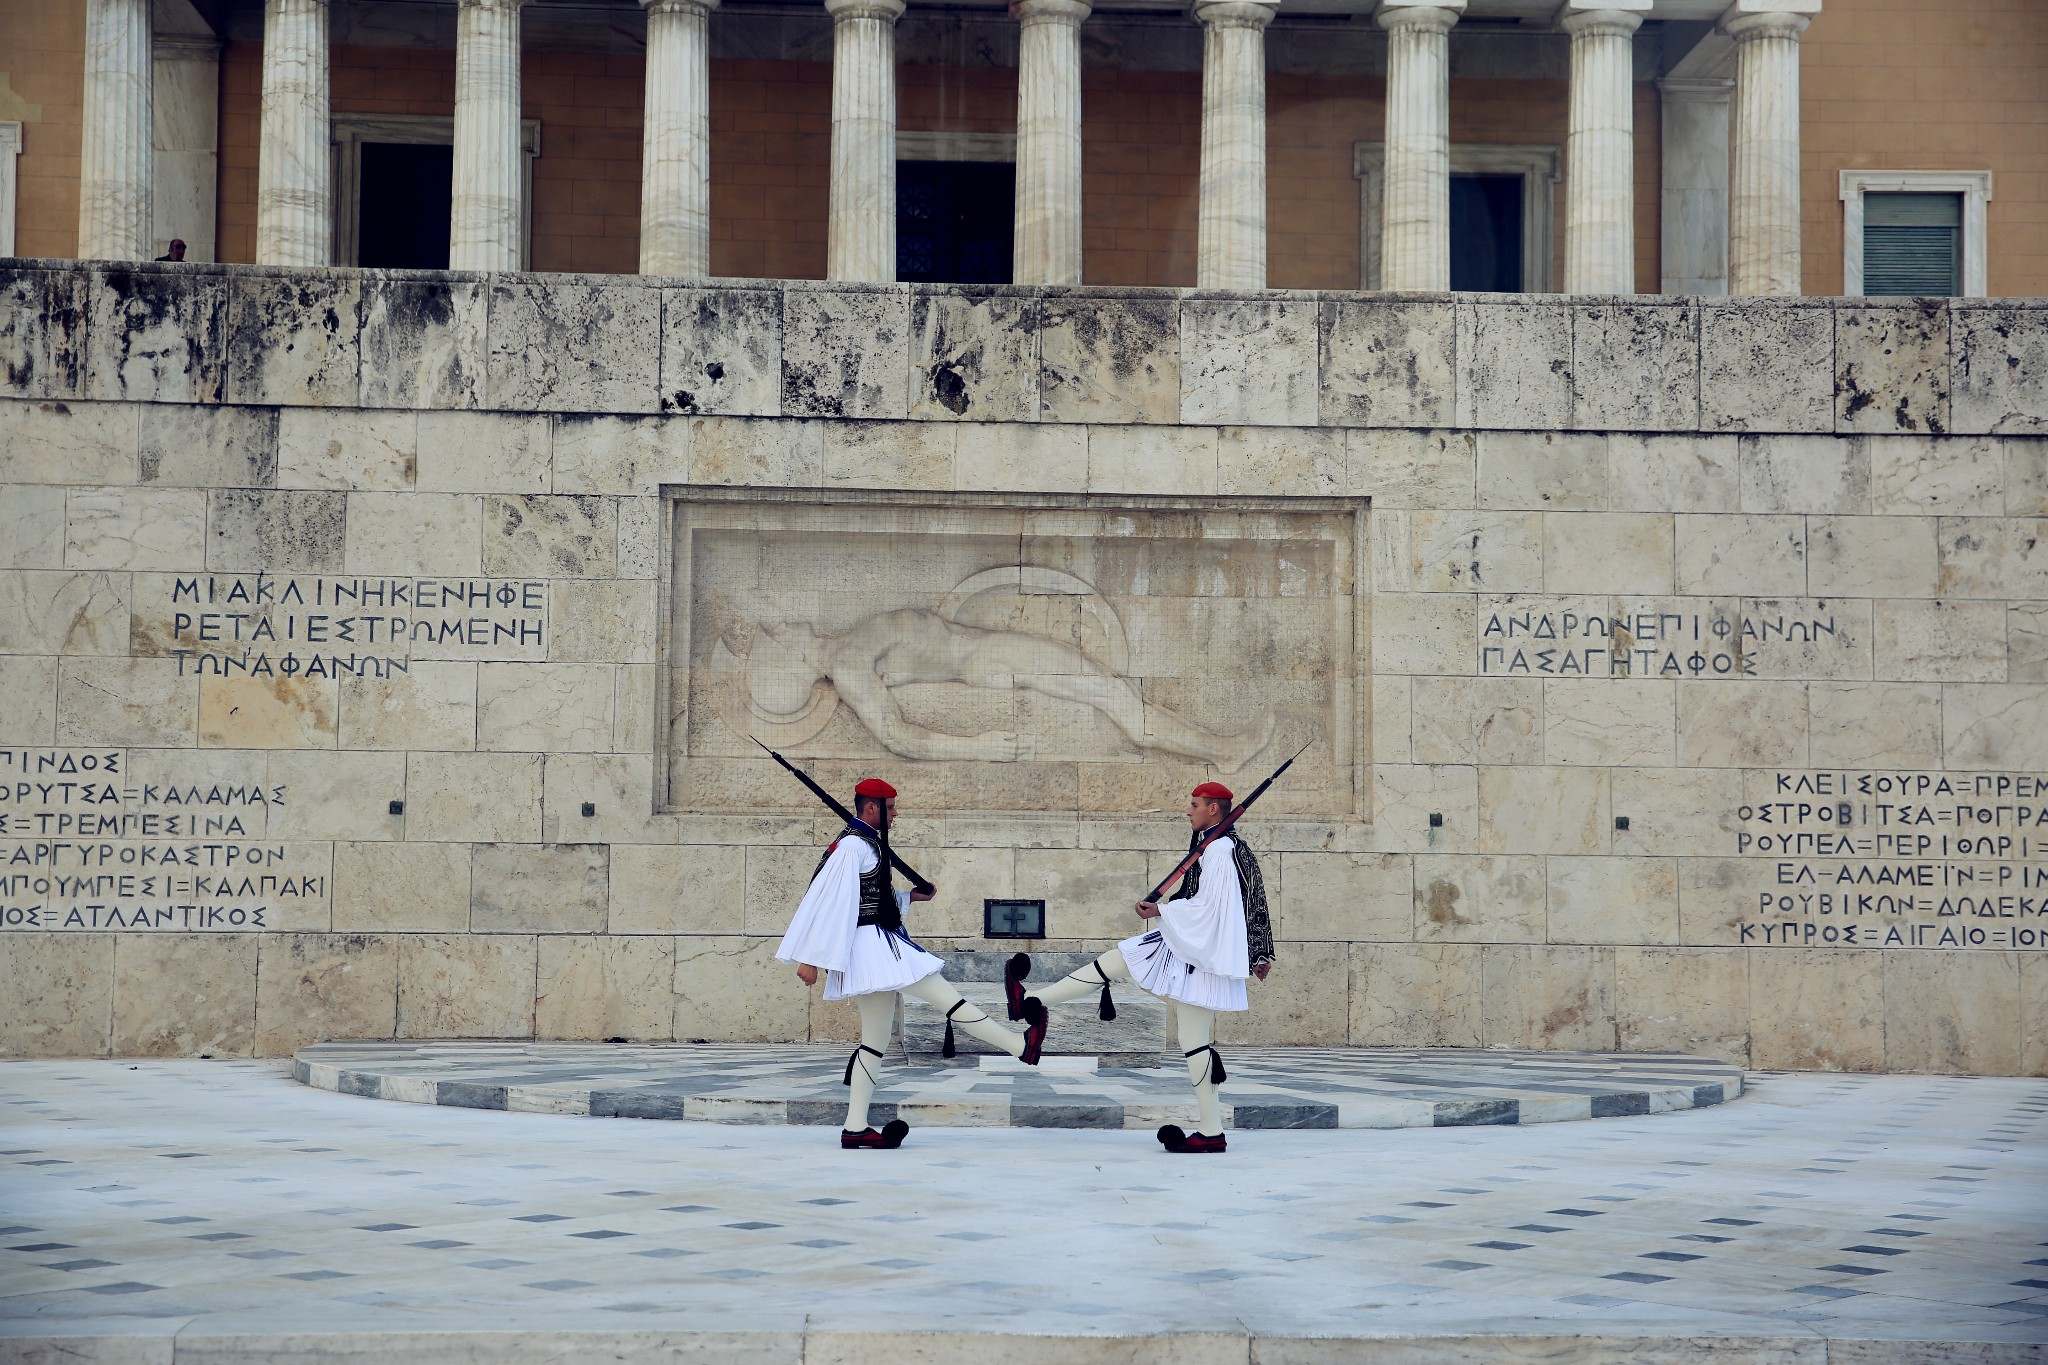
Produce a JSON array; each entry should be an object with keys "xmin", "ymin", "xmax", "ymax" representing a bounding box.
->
[{"xmin": 294, "ymin": 1043, "xmax": 1744, "ymax": 1130}]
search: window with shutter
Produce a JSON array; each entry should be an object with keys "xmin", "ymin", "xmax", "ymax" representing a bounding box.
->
[{"xmin": 1862, "ymin": 192, "xmax": 1962, "ymax": 297}]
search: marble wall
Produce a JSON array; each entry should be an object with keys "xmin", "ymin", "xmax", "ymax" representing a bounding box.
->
[{"xmin": 1, "ymin": 260, "xmax": 2044, "ymax": 1075}]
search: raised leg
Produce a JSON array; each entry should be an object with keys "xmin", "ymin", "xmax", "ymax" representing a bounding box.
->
[
  {"xmin": 1176, "ymin": 1002, "xmax": 1225, "ymax": 1138},
  {"xmin": 1027, "ymin": 949, "xmax": 1131, "ymax": 1008},
  {"xmin": 842, "ymin": 990, "xmax": 898, "ymax": 1133},
  {"xmin": 901, "ymin": 974, "xmax": 1024, "ymax": 1057}
]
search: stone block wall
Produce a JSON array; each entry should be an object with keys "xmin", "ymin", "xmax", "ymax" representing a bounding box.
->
[{"xmin": 1, "ymin": 259, "xmax": 2045, "ymax": 1074}]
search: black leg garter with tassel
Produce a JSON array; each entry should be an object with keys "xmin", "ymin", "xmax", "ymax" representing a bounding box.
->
[
  {"xmin": 942, "ymin": 1000, "xmax": 968, "ymax": 1058},
  {"xmin": 1093, "ymin": 961, "xmax": 1117, "ymax": 1021},
  {"xmin": 842, "ymin": 1043, "xmax": 883, "ymax": 1086},
  {"xmin": 1185, "ymin": 1044, "xmax": 1227, "ymax": 1085}
]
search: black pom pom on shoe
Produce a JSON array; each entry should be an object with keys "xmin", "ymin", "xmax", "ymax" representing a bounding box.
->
[
  {"xmin": 880, "ymin": 1118, "xmax": 910, "ymax": 1149},
  {"xmin": 1157, "ymin": 1124, "xmax": 1188, "ymax": 1151},
  {"xmin": 1004, "ymin": 952, "xmax": 1033, "ymax": 1021}
]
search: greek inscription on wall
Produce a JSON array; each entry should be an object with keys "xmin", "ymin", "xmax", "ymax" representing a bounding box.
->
[
  {"xmin": 0, "ymin": 749, "xmax": 325, "ymax": 933},
  {"xmin": 1731, "ymin": 771, "xmax": 2048, "ymax": 951},
  {"xmin": 131, "ymin": 574, "xmax": 551, "ymax": 675},
  {"xmin": 1480, "ymin": 607, "xmax": 1842, "ymax": 677}
]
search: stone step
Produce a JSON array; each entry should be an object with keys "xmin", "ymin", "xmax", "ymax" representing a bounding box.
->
[
  {"xmin": 899, "ymin": 981, "xmax": 1169, "ymax": 1065},
  {"xmin": 978, "ymin": 1054, "xmax": 1098, "ymax": 1074}
]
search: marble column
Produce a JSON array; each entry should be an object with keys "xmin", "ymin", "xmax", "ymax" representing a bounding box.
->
[
  {"xmin": 825, "ymin": 0, "xmax": 905, "ymax": 283},
  {"xmin": 154, "ymin": 35, "xmax": 222, "ymax": 262},
  {"xmin": 1659, "ymin": 76, "xmax": 1731, "ymax": 295},
  {"xmin": 1194, "ymin": 0, "xmax": 1275, "ymax": 290},
  {"xmin": 451, "ymin": 0, "xmax": 527, "ymax": 272},
  {"xmin": 1374, "ymin": 1, "xmax": 1462, "ymax": 292},
  {"xmin": 257, "ymin": 0, "xmax": 332, "ymax": 266},
  {"xmin": 79, "ymin": 0, "xmax": 153, "ymax": 261},
  {"xmin": 639, "ymin": 0, "xmax": 718, "ymax": 277},
  {"xmin": 1011, "ymin": 0, "xmax": 1089, "ymax": 286},
  {"xmin": 1723, "ymin": 8, "xmax": 1810, "ymax": 296},
  {"xmin": 1561, "ymin": 5, "xmax": 1644, "ymax": 295}
]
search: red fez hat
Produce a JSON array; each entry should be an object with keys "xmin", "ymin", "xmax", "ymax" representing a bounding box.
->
[
  {"xmin": 1191, "ymin": 781, "xmax": 1233, "ymax": 802},
  {"xmin": 854, "ymin": 777, "xmax": 897, "ymax": 799}
]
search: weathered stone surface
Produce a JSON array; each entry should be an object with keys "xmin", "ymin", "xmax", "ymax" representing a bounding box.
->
[
  {"xmin": 1873, "ymin": 599, "xmax": 2007, "ymax": 681},
  {"xmin": 821, "ymin": 421, "xmax": 954, "ymax": 490},
  {"xmin": 956, "ymin": 422, "xmax": 1087, "ymax": 492},
  {"xmin": 781, "ymin": 285, "xmax": 909, "ymax": 419},
  {"xmin": 1039, "ymin": 293, "xmax": 1178, "ymax": 424},
  {"xmin": 1086, "ymin": 424, "xmax": 1216, "ymax": 495},
  {"xmin": 56, "ymin": 657, "xmax": 197, "ymax": 746},
  {"xmin": 0, "ymin": 265, "xmax": 88, "ymax": 399},
  {"xmin": 404, "ymin": 752, "xmax": 543, "ymax": 842},
  {"xmin": 344, "ymin": 491, "xmax": 483, "ymax": 577},
  {"xmin": 200, "ymin": 675, "xmax": 340, "ymax": 750},
  {"xmin": 1675, "ymin": 513, "xmax": 1805, "ymax": 596},
  {"xmin": 1935, "ymin": 516, "xmax": 2048, "ymax": 600},
  {"xmin": 0, "ymin": 655, "xmax": 56, "ymax": 743},
  {"xmin": 1217, "ymin": 940, "xmax": 1348, "ymax": 1046},
  {"xmin": 1615, "ymin": 946, "xmax": 1748, "ymax": 1065},
  {"xmin": 1405, "ymin": 510, "xmax": 1542, "ymax": 592},
  {"xmin": 1543, "ymin": 511, "xmax": 1673, "ymax": 594},
  {"xmin": 112, "ymin": 934, "xmax": 258, "ymax": 1057},
  {"xmin": 1699, "ymin": 297, "xmax": 1833, "ymax": 433},
  {"xmin": 1412, "ymin": 854, "xmax": 1544, "ymax": 943},
  {"xmin": 334, "ymin": 840, "xmax": 472, "ymax": 933},
  {"xmin": 1676, "ymin": 681, "xmax": 1808, "ymax": 766},
  {"xmin": 86, "ymin": 265, "xmax": 227, "ymax": 404},
  {"xmin": 137, "ymin": 404, "xmax": 278, "ymax": 489},
  {"xmin": 1870, "ymin": 434, "xmax": 2003, "ymax": 515},
  {"xmin": 674, "ymin": 936, "xmax": 810, "ymax": 1043},
  {"xmin": 1738, "ymin": 433, "xmax": 1871, "ymax": 513},
  {"xmin": 1808, "ymin": 514, "xmax": 1938, "ymax": 598},
  {"xmin": 1348, "ymin": 943, "xmax": 1481, "ymax": 1046},
  {"xmin": 225, "ymin": 269, "xmax": 362, "ymax": 407},
  {"xmin": 0, "ymin": 398, "xmax": 138, "ymax": 484},
  {"xmin": 1348, "ymin": 429, "xmax": 1475, "ymax": 509},
  {"xmin": 357, "ymin": 272, "xmax": 487, "ymax": 410},
  {"xmin": 1277, "ymin": 852, "xmax": 1410, "ymax": 942},
  {"xmin": 1410, "ymin": 676, "xmax": 1540, "ymax": 766},
  {"xmin": 414, "ymin": 412, "xmax": 551, "ymax": 493},
  {"xmin": 1808, "ymin": 681, "xmax": 1942, "ymax": 768},
  {"xmin": 254, "ymin": 932, "xmax": 398, "ymax": 1053},
  {"xmin": 1544, "ymin": 678, "xmax": 1674, "ymax": 766},
  {"xmin": 1477, "ymin": 431, "xmax": 1608, "ymax": 511},
  {"xmin": 478, "ymin": 662, "xmax": 615, "ymax": 752},
  {"xmin": 1608, "ymin": 434, "xmax": 1740, "ymax": 512},
  {"xmin": 483, "ymin": 494, "xmax": 618, "ymax": 578},
  {"xmin": 396, "ymin": 934, "xmax": 537, "ymax": 1038},
  {"xmin": 0, "ymin": 569, "xmax": 129, "ymax": 654},
  {"xmin": 1749, "ymin": 948, "xmax": 1882, "ymax": 1071},
  {"xmin": 610, "ymin": 843, "xmax": 746, "ymax": 935},
  {"xmin": 0, "ymin": 933, "xmax": 113, "ymax": 1056},
  {"xmin": 278, "ymin": 409, "xmax": 416, "ymax": 490},
  {"xmin": 1571, "ymin": 301, "xmax": 1699, "ymax": 432},
  {"xmin": 487, "ymin": 279, "xmax": 662, "ymax": 413},
  {"xmin": 1180, "ymin": 294, "xmax": 1318, "ymax": 427},
  {"xmin": 1837, "ymin": 299, "xmax": 1951, "ymax": 436},
  {"xmin": 1943, "ymin": 683, "xmax": 2048, "ymax": 770},
  {"xmin": 1883, "ymin": 949, "xmax": 2020, "ymax": 1076},
  {"xmin": 1456, "ymin": 299, "xmax": 1571, "ymax": 430},
  {"xmin": 207, "ymin": 489, "xmax": 347, "ymax": 571},
  {"xmin": 549, "ymin": 580, "xmax": 657, "ymax": 664},
  {"xmin": 908, "ymin": 287, "xmax": 1038, "ymax": 423},
  {"xmin": 1479, "ymin": 944, "xmax": 1616, "ymax": 1051},
  {"xmin": 1320, "ymin": 297, "xmax": 1455, "ymax": 429},
  {"xmin": 472, "ymin": 843, "xmax": 609, "ymax": 933},
  {"xmin": 1951, "ymin": 301, "xmax": 2048, "ymax": 435},
  {"xmin": 1548, "ymin": 856, "xmax": 1678, "ymax": 946},
  {"xmin": 537, "ymin": 935, "xmax": 676, "ymax": 1041},
  {"xmin": 1479, "ymin": 766, "xmax": 1609, "ymax": 855},
  {"xmin": 661, "ymin": 285, "xmax": 783, "ymax": 416},
  {"xmin": 65, "ymin": 486, "xmax": 206, "ymax": 569},
  {"xmin": 551, "ymin": 415, "xmax": 686, "ymax": 495}
]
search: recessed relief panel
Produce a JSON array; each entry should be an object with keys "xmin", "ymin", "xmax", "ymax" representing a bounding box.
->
[{"xmin": 664, "ymin": 492, "xmax": 1366, "ymax": 816}]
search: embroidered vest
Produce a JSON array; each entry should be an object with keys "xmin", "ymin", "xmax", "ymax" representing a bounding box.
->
[{"xmin": 811, "ymin": 826, "xmax": 900, "ymax": 930}]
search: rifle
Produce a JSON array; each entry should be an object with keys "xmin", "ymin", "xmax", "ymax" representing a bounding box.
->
[
  {"xmin": 1143, "ymin": 741, "xmax": 1312, "ymax": 903},
  {"xmin": 751, "ymin": 737, "xmax": 935, "ymax": 895}
]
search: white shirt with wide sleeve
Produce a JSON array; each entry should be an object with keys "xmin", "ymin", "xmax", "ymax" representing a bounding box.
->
[
  {"xmin": 774, "ymin": 834, "xmax": 944, "ymax": 1000},
  {"xmin": 1157, "ymin": 835, "xmax": 1251, "ymax": 979}
]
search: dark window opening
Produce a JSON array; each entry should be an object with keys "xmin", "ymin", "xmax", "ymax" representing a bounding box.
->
[
  {"xmin": 1449, "ymin": 173, "xmax": 1524, "ymax": 292},
  {"xmin": 1863, "ymin": 191, "xmax": 1962, "ymax": 297},
  {"xmin": 358, "ymin": 141, "xmax": 454, "ymax": 270},
  {"xmin": 897, "ymin": 160, "xmax": 1015, "ymax": 285}
]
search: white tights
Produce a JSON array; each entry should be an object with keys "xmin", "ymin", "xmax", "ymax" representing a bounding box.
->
[
  {"xmin": 843, "ymin": 974, "xmax": 1024, "ymax": 1133},
  {"xmin": 1031, "ymin": 949, "xmax": 1226, "ymax": 1138}
]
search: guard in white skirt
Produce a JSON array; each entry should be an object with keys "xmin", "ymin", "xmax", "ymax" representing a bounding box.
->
[
  {"xmin": 1024, "ymin": 780, "xmax": 1275, "ymax": 1153},
  {"xmin": 777, "ymin": 776, "xmax": 1049, "ymax": 1149}
]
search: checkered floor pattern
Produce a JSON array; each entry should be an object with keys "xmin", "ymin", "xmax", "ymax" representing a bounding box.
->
[{"xmin": 293, "ymin": 1042, "xmax": 1744, "ymax": 1129}]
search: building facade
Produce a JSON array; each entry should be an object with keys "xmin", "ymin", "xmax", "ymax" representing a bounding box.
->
[{"xmin": 1, "ymin": 0, "xmax": 2044, "ymax": 296}]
